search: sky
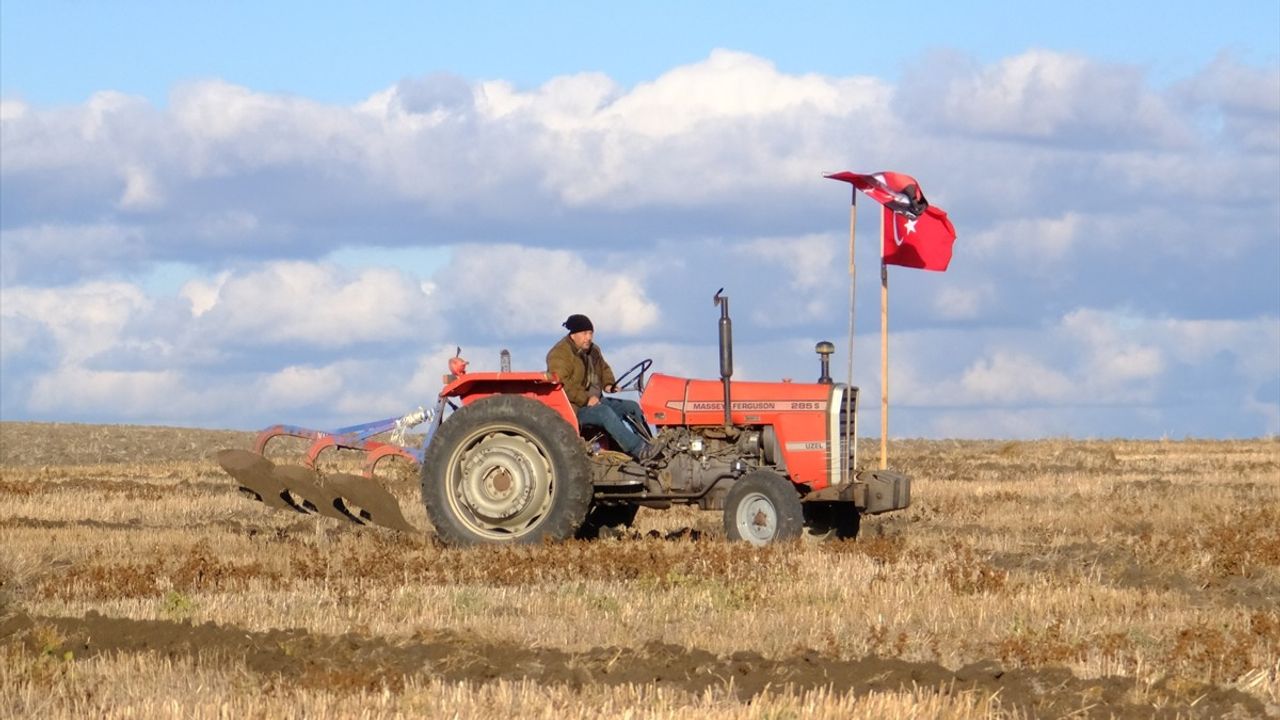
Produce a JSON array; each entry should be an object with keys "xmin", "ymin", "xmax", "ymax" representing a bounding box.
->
[{"xmin": 1, "ymin": 1, "xmax": 1278, "ymax": 439}]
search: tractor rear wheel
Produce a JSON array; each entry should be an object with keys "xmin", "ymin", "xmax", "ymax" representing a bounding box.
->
[
  {"xmin": 723, "ymin": 471, "xmax": 803, "ymax": 546},
  {"xmin": 421, "ymin": 395, "xmax": 592, "ymax": 545}
]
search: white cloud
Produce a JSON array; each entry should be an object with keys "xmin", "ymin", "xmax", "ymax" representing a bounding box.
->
[
  {"xmin": 926, "ymin": 408, "xmax": 1060, "ymax": 440},
  {"xmin": 192, "ymin": 262, "xmax": 437, "ymax": 347},
  {"xmin": 0, "ymin": 223, "xmax": 149, "ymax": 284},
  {"xmin": 1061, "ymin": 309, "xmax": 1166, "ymax": 398},
  {"xmin": 27, "ymin": 366, "xmax": 195, "ymax": 418},
  {"xmin": 933, "ymin": 283, "xmax": 995, "ymax": 320},
  {"xmin": 179, "ymin": 272, "xmax": 228, "ymax": 317},
  {"xmin": 967, "ymin": 213, "xmax": 1082, "ymax": 265},
  {"xmin": 259, "ymin": 364, "xmax": 347, "ymax": 408},
  {"xmin": 0, "ymin": 281, "xmax": 150, "ymax": 363},
  {"xmin": 0, "ymin": 98, "xmax": 28, "ymax": 122},
  {"xmin": 914, "ymin": 50, "xmax": 1190, "ymax": 146},
  {"xmin": 443, "ymin": 245, "xmax": 659, "ymax": 337},
  {"xmin": 744, "ymin": 234, "xmax": 838, "ymax": 292},
  {"xmin": 1159, "ymin": 316, "xmax": 1280, "ymax": 381},
  {"xmin": 1176, "ymin": 54, "xmax": 1280, "ymax": 152},
  {"xmin": 592, "ymin": 50, "xmax": 866, "ymax": 137},
  {"xmin": 960, "ymin": 351, "xmax": 1074, "ymax": 403},
  {"xmin": 118, "ymin": 164, "xmax": 163, "ymax": 210}
]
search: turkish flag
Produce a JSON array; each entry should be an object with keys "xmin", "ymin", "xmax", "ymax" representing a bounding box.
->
[
  {"xmin": 882, "ymin": 204, "xmax": 956, "ymax": 271},
  {"xmin": 826, "ymin": 170, "xmax": 957, "ymax": 271}
]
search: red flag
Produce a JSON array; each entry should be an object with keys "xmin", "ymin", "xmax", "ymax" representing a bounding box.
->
[
  {"xmin": 881, "ymin": 204, "xmax": 955, "ymax": 271},
  {"xmin": 826, "ymin": 170, "xmax": 957, "ymax": 271}
]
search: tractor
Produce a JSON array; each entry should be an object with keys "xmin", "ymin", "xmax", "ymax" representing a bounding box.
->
[{"xmin": 216, "ymin": 290, "xmax": 911, "ymax": 545}]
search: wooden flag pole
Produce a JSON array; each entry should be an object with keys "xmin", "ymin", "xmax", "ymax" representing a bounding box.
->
[
  {"xmin": 846, "ymin": 189, "xmax": 858, "ymax": 475},
  {"xmin": 880, "ymin": 207, "xmax": 889, "ymax": 470}
]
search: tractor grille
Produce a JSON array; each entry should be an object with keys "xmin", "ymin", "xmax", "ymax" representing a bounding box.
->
[{"xmin": 838, "ymin": 386, "xmax": 858, "ymax": 481}]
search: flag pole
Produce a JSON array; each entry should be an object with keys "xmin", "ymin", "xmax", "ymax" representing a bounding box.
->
[
  {"xmin": 880, "ymin": 206, "xmax": 889, "ymax": 470},
  {"xmin": 846, "ymin": 188, "xmax": 857, "ymax": 476}
]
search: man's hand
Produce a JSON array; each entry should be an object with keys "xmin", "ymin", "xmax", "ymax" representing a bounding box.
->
[
  {"xmin": 605, "ymin": 383, "xmax": 618, "ymax": 394},
  {"xmin": 587, "ymin": 396, "xmax": 601, "ymax": 407}
]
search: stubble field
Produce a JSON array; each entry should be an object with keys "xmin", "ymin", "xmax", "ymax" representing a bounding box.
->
[{"xmin": 0, "ymin": 421, "xmax": 1277, "ymax": 719}]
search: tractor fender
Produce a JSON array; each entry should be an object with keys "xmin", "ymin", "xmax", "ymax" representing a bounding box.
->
[{"xmin": 440, "ymin": 372, "xmax": 579, "ymax": 432}]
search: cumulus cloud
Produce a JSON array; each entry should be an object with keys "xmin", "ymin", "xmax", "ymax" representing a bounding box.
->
[
  {"xmin": 0, "ymin": 223, "xmax": 150, "ymax": 285},
  {"xmin": 258, "ymin": 364, "xmax": 348, "ymax": 408},
  {"xmin": 899, "ymin": 49, "xmax": 1191, "ymax": 148},
  {"xmin": 443, "ymin": 244, "xmax": 659, "ymax": 337},
  {"xmin": 741, "ymin": 233, "xmax": 843, "ymax": 326},
  {"xmin": 933, "ymin": 283, "xmax": 995, "ymax": 320},
  {"xmin": 1061, "ymin": 309, "xmax": 1166, "ymax": 399},
  {"xmin": 1175, "ymin": 53, "xmax": 1280, "ymax": 152},
  {"xmin": 0, "ymin": 281, "xmax": 151, "ymax": 363},
  {"xmin": 27, "ymin": 366, "xmax": 197, "ymax": 419},
  {"xmin": 187, "ymin": 262, "xmax": 436, "ymax": 348},
  {"xmin": 880, "ymin": 307, "xmax": 1276, "ymax": 436},
  {"xmin": 960, "ymin": 351, "xmax": 1075, "ymax": 404},
  {"xmin": 967, "ymin": 213, "xmax": 1082, "ymax": 265}
]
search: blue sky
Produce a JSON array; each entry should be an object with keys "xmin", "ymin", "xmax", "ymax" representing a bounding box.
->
[
  {"xmin": 2, "ymin": 2, "xmax": 1278, "ymax": 438},
  {"xmin": 5, "ymin": 2, "xmax": 1277, "ymax": 104}
]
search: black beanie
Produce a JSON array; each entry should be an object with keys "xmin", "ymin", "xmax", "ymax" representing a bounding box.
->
[{"xmin": 563, "ymin": 314, "xmax": 594, "ymax": 333}]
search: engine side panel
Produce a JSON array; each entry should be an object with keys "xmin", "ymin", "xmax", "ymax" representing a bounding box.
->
[{"xmin": 640, "ymin": 374, "xmax": 839, "ymax": 489}]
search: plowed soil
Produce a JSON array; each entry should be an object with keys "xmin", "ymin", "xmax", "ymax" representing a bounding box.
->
[{"xmin": 2, "ymin": 610, "xmax": 1264, "ymax": 718}]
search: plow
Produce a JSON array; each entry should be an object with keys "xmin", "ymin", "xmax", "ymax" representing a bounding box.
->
[
  {"xmin": 216, "ymin": 411, "xmax": 437, "ymax": 532},
  {"xmin": 217, "ymin": 291, "xmax": 912, "ymax": 545}
]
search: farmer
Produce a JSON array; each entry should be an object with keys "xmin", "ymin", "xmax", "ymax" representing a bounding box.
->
[{"xmin": 546, "ymin": 314, "xmax": 659, "ymax": 462}]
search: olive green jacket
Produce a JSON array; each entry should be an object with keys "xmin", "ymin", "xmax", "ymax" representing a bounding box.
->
[{"xmin": 546, "ymin": 335, "xmax": 616, "ymax": 408}]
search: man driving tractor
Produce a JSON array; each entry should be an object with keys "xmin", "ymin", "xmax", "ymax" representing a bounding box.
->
[{"xmin": 546, "ymin": 314, "xmax": 660, "ymax": 462}]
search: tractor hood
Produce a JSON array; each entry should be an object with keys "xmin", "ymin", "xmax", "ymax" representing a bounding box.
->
[{"xmin": 640, "ymin": 373, "xmax": 834, "ymax": 427}]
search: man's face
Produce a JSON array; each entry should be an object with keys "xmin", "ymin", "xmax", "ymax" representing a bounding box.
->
[{"xmin": 570, "ymin": 329, "xmax": 593, "ymax": 351}]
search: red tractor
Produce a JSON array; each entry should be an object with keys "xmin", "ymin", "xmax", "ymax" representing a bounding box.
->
[{"xmin": 217, "ymin": 290, "xmax": 910, "ymax": 545}]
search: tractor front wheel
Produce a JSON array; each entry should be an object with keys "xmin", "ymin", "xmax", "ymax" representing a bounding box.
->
[
  {"xmin": 723, "ymin": 471, "xmax": 803, "ymax": 546},
  {"xmin": 421, "ymin": 395, "xmax": 592, "ymax": 545}
]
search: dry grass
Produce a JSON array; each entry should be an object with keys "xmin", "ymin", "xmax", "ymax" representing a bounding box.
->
[{"xmin": 1, "ymin": 422, "xmax": 1277, "ymax": 718}]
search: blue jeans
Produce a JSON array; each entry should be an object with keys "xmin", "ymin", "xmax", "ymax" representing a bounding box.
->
[{"xmin": 576, "ymin": 397, "xmax": 648, "ymax": 456}]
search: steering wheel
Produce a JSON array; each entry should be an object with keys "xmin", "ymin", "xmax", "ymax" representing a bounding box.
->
[{"xmin": 612, "ymin": 359, "xmax": 653, "ymax": 393}]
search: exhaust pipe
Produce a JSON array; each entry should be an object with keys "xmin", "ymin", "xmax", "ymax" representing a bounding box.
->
[
  {"xmin": 714, "ymin": 289, "xmax": 733, "ymax": 429},
  {"xmin": 816, "ymin": 341, "xmax": 835, "ymax": 384}
]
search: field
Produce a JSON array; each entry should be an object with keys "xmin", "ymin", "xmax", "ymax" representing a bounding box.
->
[{"xmin": 1, "ymin": 421, "xmax": 1277, "ymax": 719}]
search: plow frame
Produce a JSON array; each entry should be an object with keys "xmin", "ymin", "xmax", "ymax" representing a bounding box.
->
[
  {"xmin": 252, "ymin": 400, "xmax": 446, "ymax": 477},
  {"xmin": 216, "ymin": 401, "xmax": 446, "ymax": 532}
]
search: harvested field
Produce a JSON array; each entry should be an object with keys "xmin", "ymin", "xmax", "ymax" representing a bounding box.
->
[{"xmin": 1, "ymin": 421, "xmax": 1277, "ymax": 718}]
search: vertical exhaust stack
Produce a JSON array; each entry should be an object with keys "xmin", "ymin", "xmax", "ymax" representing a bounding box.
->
[
  {"xmin": 816, "ymin": 341, "xmax": 835, "ymax": 384},
  {"xmin": 714, "ymin": 289, "xmax": 733, "ymax": 429}
]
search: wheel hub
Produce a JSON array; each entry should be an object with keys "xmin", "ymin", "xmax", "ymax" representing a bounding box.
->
[
  {"xmin": 735, "ymin": 492, "xmax": 777, "ymax": 546},
  {"xmin": 456, "ymin": 433, "xmax": 552, "ymax": 528}
]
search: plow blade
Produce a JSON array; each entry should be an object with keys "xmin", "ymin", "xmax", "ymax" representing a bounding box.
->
[
  {"xmin": 216, "ymin": 449, "xmax": 308, "ymax": 513},
  {"xmin": 325, "ymin": 472, "xmax": 416, "ymax": 532},
  {"xmin": 272, "ymin": 465, "xmax": 353, "ymax": 523},
  {"xmin": 215, "ymin": 449, "xmax": 417, "ymax": 532}
]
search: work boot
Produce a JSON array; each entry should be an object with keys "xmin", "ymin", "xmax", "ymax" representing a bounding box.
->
[{"xmin": 636, "ymin": 441, "xmax": 662, "ymax": 464}]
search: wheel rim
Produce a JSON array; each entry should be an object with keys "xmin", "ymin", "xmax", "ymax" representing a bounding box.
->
[
  {"xmin": 444, "ymin": 427, "xmax": 554, "ymax": 540},
  {"xmin": 734, "ymin": 491, "xmax": 778, "ymax": 547}
]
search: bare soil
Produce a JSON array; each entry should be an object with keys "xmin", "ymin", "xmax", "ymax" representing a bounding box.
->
[{"xmin": 2, "ymin": 610, "xmax": 1264, "ymax": 718}]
